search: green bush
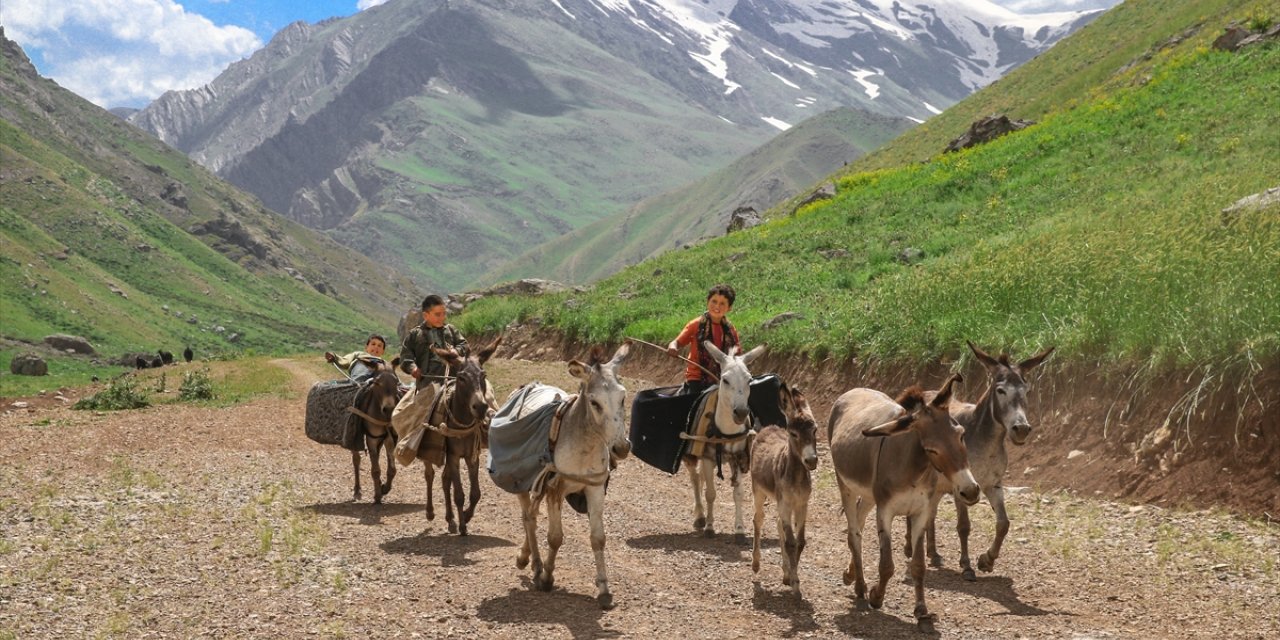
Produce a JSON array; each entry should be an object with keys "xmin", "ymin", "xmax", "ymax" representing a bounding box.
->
[
  {"xmin": 179, "ymin": 367, "xmax": 216, "ymax": 401},
  {"xmin": 73, "ymin": 376, "xmax": 150, "ymax": 411}
]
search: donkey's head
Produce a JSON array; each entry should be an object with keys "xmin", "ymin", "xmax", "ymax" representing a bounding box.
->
[
  {"xmin": 568, "ymin": 341, "xmax": 632, "ymax": 460},
  {"xmin": 703, "ymin": 341, "xmax": 766, "ymax": 433},
  {"xmin": 779, "ymin": 383, "xmax": 819, "ymax": 471},
  {"xmin": 968, "ymin": 341, "xmax": 1054, "ymax": 445},
  {"xmin": 433, "ymin": 334, "xmax": 502, "ymax": 424},
  {"xmin": 865, "ymin": 374, "xmax": 979, "ymax": 506},
  {"xmin": 363, "ymin": 361, "xmax": 402, "ymax": 421}
]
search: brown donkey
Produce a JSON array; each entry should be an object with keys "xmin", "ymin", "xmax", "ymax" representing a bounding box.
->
[
  {"xmin": 828, "ymin": 374, "xmax": 979, "ymax": 633},
  {"xmin": 909, "ymin": 341, "xmax": 1054, "ymax": 580},
  {"xmin": 750, "ymin": 383, "xmax": 819, "ymax": 594},
  {"xmin": 421, "ymin": 335, "xmax": 501, "ymax": 535},
  {"xmin": 349, "ymin": 360, "xmax": 403, "ymax": 504}
]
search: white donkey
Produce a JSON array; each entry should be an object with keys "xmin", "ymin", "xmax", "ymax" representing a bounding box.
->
[
  {"xmin": 682, "ymin": 341, "xmax": 766, "ymax": 540},
  {"xmin": 513, "ymin": 342, "xmax": 632, "ymax": 609}
]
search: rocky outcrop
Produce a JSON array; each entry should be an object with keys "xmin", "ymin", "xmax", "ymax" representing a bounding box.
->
[
  {"xmin": 44, "ymin": 334, "xmax": 95, "ymax": 355},
  {"xmin": 1221, "ymin": 186, "xmax": 1280, "ymax": 225},
  {"xmin": 792, "ymin": 182, "xmax": 836, "ymax": 215},
  {"xmin": 727, "ymin": 207, "xmax": 763, "ymax": 234},
  {"xmin": 9, "ymin": 353, "xmax": 47, "ymax": 376},
  {"xmin": 946, "ymin": 115, "xmax": 1036, "ymax": 152}
]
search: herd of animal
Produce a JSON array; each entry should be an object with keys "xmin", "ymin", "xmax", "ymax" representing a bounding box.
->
[
  {"xmin": 133, "ymin": 347, "xmax": 195, "ymax": 369},
  {"xmin": 337, "ymin": 337, "xmax": 1052, "ymax": 631}
]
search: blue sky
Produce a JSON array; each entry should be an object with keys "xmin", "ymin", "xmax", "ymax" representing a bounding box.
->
[
  {"xmin": 2, "ymin": 0, "xmax": 1113, "ymax": 109},
  {"xmin": 2, "ymin": 0, "xmax": 387, "ymax": 108}
]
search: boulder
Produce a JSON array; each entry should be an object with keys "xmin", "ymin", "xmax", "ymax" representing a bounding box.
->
[
  {"xmin": 1221, "ymin": 186, "xmax": 1280, "ymax": 225},
  {"xmin": 43, "ymin": 334, "xmax": 95, "ymax": 355},
  {"xmin": 896, "ymin": 247, "xmax": 926, "ymax": 265},
  {"xmin": 1212, "ymin": 24, "xmax": 1253, "ymax": 51},
  {"xmin": 945, "ymin": 114, "xmax": 1035, "ymax": 153},
  {"xmin": 9, "ymin": 353, "xmax": 47, "ymax": 376},
  {"xmin": 726, "ymin": 206, "xmax": 762, "ymax": 234},
  {"xmin": 792, "ymin": 182, "xmax": 836, "ymax": 215}
]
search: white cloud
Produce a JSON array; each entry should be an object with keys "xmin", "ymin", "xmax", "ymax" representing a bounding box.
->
[
  {"xmin": 357, "ymin": 0, "xmax": 389, "ymax": 10},
  {"xmin": 2, "ymin": 0, "xmax": 261, "ymax": 107},
  {"xmin": 988, "ymin": 0, "xmax": 1118, "ymax": 12}
]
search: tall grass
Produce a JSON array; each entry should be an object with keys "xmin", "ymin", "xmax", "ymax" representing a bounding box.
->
[{"xmin": 457, "ymin": 41, "xmax": 1280, "ymax": 370}]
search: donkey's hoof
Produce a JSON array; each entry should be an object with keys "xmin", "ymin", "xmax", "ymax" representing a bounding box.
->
[
  {"xmin": 693, "ymin": 516, "xmax": 706, "ymax": 531},
  {"xmin": 978, "ymin": 553, "xmax": 995, "ymax": 573},
  {"xmin": 425, "ymin": 509, "xmax": 435, "ymax": 521},
  {"xmin": 917, "ymin": 617, "xmax": 936, "ymax": 635},
  {"xmin": 929, "ymin": 554, "xmax": 944, "ymax": 568},
  {"xmin": 703, "ymin": 527, "xmax": 716, "ymax": 538},
  {"xmin": 961, "ymin": 567, "xmax": 977, "ymax": 582},
  {"xmin": 597, "ymin": 592, "xmax": 615, "ymax": 610},
  {"xmin": 380, "ymin": 483, "xmax": 393, "ymax": 496},
  {"xmin": 842, "ymin": 569, "xmax": 854, "ymax": 586},
  {"xmin": 458, "ymin": 524, "xmax": 469, "ymax": 537},
  {"xmin": 534, "ymin": 572, "xmax": 554, "ymax": 592},
  {"xmin": 373, "ymin": 494, "xmax": 383, "ymax": 505},
  {"xmin": 868, "ymin": 586, "xmax": 884, "ymax": 609},
  {"xmin": 733, "ymin": 533, "xmax": 747, "ymax": 544},
  {"xmin": 516, "ymin": 554, "xmax": 529, "ymax": 570}
]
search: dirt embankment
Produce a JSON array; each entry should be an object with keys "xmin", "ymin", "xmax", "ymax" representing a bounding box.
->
[{"xmin": 497, "ymin": 325, "xmax": 1280, "ymax": 518}]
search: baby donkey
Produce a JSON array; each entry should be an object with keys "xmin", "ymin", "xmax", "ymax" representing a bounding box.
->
[{"xmin": 750, "ymin": 383, "xmax": 819, "ymax": 593}]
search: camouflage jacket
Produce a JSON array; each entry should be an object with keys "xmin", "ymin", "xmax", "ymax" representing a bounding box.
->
[{"xmin": 399, "ymin": 323, "xmax": 469, "ymax": 386}]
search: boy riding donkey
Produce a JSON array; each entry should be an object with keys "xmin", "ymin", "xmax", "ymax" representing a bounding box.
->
[{"xmin": 392, "ymin": 295, "xmax": 471, "ymax": 466}]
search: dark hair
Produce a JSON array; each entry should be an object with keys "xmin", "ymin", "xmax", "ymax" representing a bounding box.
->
[
  {"xmin": 707, "ymin": 284, "xmax": 736, "ymax": 307},
  {"xmin": 366, "ymin": 334, "xmax": 386, "ymax": 348},
  {"xmin": 421, "ymin": 294, "xmax": 446, "ymax": 311}
]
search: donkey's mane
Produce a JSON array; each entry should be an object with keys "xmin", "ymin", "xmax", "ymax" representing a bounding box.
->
[
  {"xmin": 997, "ymin": 353, "xmax": 1012, "ymax": 366},
  {"xmin": 895, "ymin": 385, "xmax": 926, "ymax": 411}
]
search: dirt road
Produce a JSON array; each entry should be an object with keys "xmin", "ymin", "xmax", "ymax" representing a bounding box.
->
[{"xmin": 1, "ymin": 357, "xmax": 1276, "ymax": 638}]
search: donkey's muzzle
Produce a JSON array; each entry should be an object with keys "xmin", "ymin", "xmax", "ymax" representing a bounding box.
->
[
  {"xmin": 1010, "ymin": 423, "xmax": 1032, "ymax": 445},
  {"xmin": 611, "ymin": 439, "xmax": 632, "ymax": 461}
]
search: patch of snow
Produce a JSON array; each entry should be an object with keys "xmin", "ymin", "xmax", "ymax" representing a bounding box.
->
[
  {"xmin": 770, "ymin": 71, "xmax": 801, "ymax": 90},
  {"xmin": 848, "ymin": 69, "xmax": 881, "ymax": 99},
  {"xmin": 761, "ymin": 116, "xmax": 792, "ymax": 131},
  {"xmin": 549, "ymin": 0, "xmax": 576, "ymax": 19},
  {"xmin": 718, "ymin": 115, "xmax": 735, "ymax": 124},
  {"xmin": 923, "ymin": 101, "xmax": 943, "ymax": 114},
  {"xmin": 760, "ymin": 48, "xmax": 818, "ymax": 76},
  {"xmin": 905, "ymin": 115, "xmax": 925, "ymax": 124},
  {"xmin": 630, "ymin": 17, "xmax": 675, "ymax": 45}
]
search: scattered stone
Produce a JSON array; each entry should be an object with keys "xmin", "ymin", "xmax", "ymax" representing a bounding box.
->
[
  {"xmin": 1221, "ymin": 186, "xmax": 1279, "ymax": 225},
  {"xmin": 818, "ymin": 248, "xmax": 850, "ymax": 260},
  {"xmin": 107, "ymin": 282, "xmax": 128, "ymax": 298},
  {"xmin": 792, "ymin": 182, "xmax": 836, "ymax": 215},
  {"xmin": 945, "ymin": 114, "xmax": 1035, "ymax": 153},
  {"xmin": 760, "ymin": 312, "xmax": 803, "ymax": 330},
  {"xmin": 12, "ymin": 401, "xmax": 29, "ymax": 409},
  {"xmin": 1212, "ymin": 24, "xmax": 1253, "ymax": 51},
  {"xmin": 228, "ymin": 333, "xmax": 242, "ymax": 343},
  {"xmin": 1068, "ymin": 449, "xmax": 1085, "ymax": 460},
  {"xmin": 9, "ymin": 353, "xmax": 48, "ymax": 376},
  {"xmin": 896, "ymin": 247, "xmax": 926, "ymax": 265},
  {"xmin": 43, "ymin": 334, "xmax": 95, "ymax": 355},
  {"xmin": 214, "ymin": 326, "xmax": 226, "ymax": 333}
]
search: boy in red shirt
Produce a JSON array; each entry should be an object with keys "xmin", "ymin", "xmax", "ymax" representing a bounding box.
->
[{"xmin": 666, "ymin": 284, "xmax": 740, "ymax": 395}]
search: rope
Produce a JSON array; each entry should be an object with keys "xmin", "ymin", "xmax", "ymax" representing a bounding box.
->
[
  {"xmin": 346, "ymin": 405, "xmax": 390, "ymax": 428},
  {"xmin": 626, "ymin": 336, "xmax": 720, "ymax": 382},
  {"xmin": 679, "ymin": 429, "xmax": 755, "ymax": 445}
]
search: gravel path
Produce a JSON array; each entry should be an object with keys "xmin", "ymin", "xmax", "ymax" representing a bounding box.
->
[{"xmin": 1, "ymin": 357, "xmax": 1276, "ymax": 639}]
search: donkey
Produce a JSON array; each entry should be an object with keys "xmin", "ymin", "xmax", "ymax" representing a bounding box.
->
[
  {"xmin": 828, "ymin": 374, "xmax": 979, "ymax": 632},
  {"xmin": 421, "ymin": 335, "xmax": 501, "ymax": 535},
  {"xmin": 908, "ymin": 341, "xmax": 1054, "ymax": 580},
  {"xmin": 683, "ymin": 341, "xmax": 767, "ymax": 540},
  {"xmin": 750, "ymin": 383, "xmax": 819, "ymax": 594},
  {"xmin": 513, "ymin": 342, "xmax": 632, "ymax": 609},
  {"xmin": 348, "ymin": 360, "xmax": 403, "ymax": 504}
]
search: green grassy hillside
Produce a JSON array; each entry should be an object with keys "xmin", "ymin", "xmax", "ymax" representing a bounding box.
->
[
  {"xmin": 484, "ymin": 107, "xmax": 915, "ymax": 285},
  {"xmin": 456, "ymin": 0, "xmax": 1280, "ymax": 373},
  {"xmin": 0, "ymin": 32, "xmax": 417, "ymax": 392}
]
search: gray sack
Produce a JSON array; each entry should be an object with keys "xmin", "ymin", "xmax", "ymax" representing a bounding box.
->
[{"xmin": 486, "ymin": 383, "xmax": 565, "ymax": 494}]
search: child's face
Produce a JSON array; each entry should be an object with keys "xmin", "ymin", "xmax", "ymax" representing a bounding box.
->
[
  {"xmin": 366, "ymin": 339, "xmax": 386, "ymax": 357},
  {"xmin": 422, "ymin": 305, "xmax": 447, "ymax": 329},
  {"xmin": 706, "ymin": 294, "xmax": 732, "ymax": 322}
]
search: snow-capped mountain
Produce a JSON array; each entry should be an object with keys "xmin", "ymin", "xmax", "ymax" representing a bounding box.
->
[{"xmin": 128, "ymin": 0, "xmax": 1103, "ymax": 291}]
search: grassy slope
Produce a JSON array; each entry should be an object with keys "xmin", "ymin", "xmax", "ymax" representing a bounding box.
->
[
  {"xmin": 484, "ymin": 107, "xmax": 915, "ymax": 285},
  {"xmin": 455, "ymin": 0, "xmax": 1280, "ymax": 373},
  {"xmin": 0, "ymin": 37, "xmax": 417, "ymax": 394}
]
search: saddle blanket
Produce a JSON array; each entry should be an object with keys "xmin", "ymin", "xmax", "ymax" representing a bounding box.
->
[{"xmin": 487, "ymin": 383, "xmax": 568, "ymax": 494}]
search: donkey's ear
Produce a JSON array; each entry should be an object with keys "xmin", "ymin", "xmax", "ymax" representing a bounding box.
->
[
  {"xmin": 777, "ymin": 382, "xmax": 793, "ymax": 414},
  {"xmin": 702, "ymin": 340, "xmax": 728, "ymax": 365},
  {"xmin": 432, "ymin": 347, "xmax": 462, "ymax": 367},
  {"xmin": 567, "ymin": 360, "xmax": 591, "ymax": 381},
  {"xmin": 967, "ymin": 341, "xmax": 1000, "ymax": 371},
  {"xmin": 608, "ymin": 340, "xmax": 632, "ymax": 368},
  {"xmin": 931, "ymin": 373, "xmax": 963, "ymax": 408},
  {"xmin": 741, "ymin": 344, "xmax": 767, "ymax": 365},
  {"xmin": 390, "ymin": 357, "xmax": 402, "ymax": 369},
  {"xmin": 864, "ymin": 414, "xmax": 914, "ymax": 437},
  {"xmin": 476, "ymin": 334, "xmax": 503, "ymax": 366},
  {"xmin": 1019, "ymin": 346, "xmax": 1055, "ymax": 372}
]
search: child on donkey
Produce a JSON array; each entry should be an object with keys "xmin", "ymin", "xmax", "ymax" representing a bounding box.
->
[{"xmin": 391, "ymin": 295, "xmax": 469, "ymax": 466}]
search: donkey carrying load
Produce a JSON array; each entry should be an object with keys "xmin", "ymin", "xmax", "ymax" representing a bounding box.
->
[
  {"xmin": 488, "ymin": 342, "xmax": 632, "ymax": 609},
  {"xmin": 413, "ymin": 335, "xmax": 502, "ymax": 535},
  {"xmin": 828, "ymin": 374, "xmax": 979, "ymax": 633},
  {"xmin": 304, "ymin": 357, "xmax": 403, "ymax": 504}
]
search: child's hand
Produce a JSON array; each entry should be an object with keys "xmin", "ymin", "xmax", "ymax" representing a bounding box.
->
[{"xmin": 666, "ymin": 345, "xmax": 678, "ymax": 357}]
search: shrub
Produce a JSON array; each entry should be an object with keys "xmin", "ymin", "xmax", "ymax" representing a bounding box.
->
[
  {"xmin": 73, "ymin": 376, "xmax": 150, "ymax": 411},
  {"xmin": 179, "ymin": 367, "xmax": 215, "ymax": 401}
]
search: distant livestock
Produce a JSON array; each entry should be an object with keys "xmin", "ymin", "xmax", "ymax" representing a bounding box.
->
[
  {"xmin": 135, "ymin": 356, "xmax": 149, "ymax": 370},
  {"xmin": 159, "ymin": 350, "xmax": 174, "ymax": 365},
  {"xmin": 183, "ymin": 347, "xmax": 193, "ymax": 363}
]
